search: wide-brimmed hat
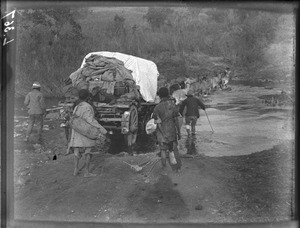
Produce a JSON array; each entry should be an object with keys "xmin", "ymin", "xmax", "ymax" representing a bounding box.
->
[
  {"xmin": 186, "ymin": 90, "xmax": 193, "ymax": 96},
  {"xmin": 32, "ymin": 81, "xmax": 41, "ymax": 88}
]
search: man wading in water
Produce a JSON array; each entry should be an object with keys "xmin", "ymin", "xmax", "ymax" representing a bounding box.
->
[
  {"xmin": 179, "ymin": 90, "xmax": 206, "ymax": 136},
  {"xmin": 153, "ymin": 87, "xmax": 182, "ymax": 173}
]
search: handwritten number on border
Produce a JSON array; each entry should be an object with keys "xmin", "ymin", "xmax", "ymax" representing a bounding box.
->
[
  {"xmin": 1, "ymin": 10, "xmax": 16, "ymax": 19},
  {"xmin": 2, "ymin": 10, "xmax": 16, "ymax": 46}
]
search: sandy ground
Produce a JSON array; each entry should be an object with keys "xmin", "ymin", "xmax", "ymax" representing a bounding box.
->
[{"xmin": 12, "ymin": 85, "xmax": 295, "ymax": 225}]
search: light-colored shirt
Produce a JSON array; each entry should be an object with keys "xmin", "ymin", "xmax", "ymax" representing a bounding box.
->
[
  {"xmin": 24, "ymin": 89, "xmax": 45, "ymax": 115},
  {"xmin": 69, "ymin": 101, "xmax": 107, "ymax": 147},
  {"xmin": 172, "ymin": 89, "xmax": 187, "ymax": 105}
]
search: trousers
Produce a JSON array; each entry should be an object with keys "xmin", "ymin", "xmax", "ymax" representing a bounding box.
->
[
  {"xmin": 159, "ymin": 141, "xmax": 182, "ymax": 170},
  {"xmin": 185, "ymin": 116, "xmax": 198, "ymax": 134},
  {"xmin": 26, "ymin": 114, "xmax": 44, "ymax": 139}
]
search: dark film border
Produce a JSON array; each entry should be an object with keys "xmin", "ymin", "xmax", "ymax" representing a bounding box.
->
[{"xmin": 1, "ymin": 1, "xmax": 298, "ymax": 228}]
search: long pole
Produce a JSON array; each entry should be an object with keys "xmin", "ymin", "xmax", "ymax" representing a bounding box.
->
[{"xmin": 204, "ymin": 110, "xmax": 214, "ymax": 133}]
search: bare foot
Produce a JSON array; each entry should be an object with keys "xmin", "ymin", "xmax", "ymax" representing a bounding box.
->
[
  {"xmin": 73, "ymin": 169, "xmax": 79, "ymax": 176},
  {"xmin": 65, "ymin": 148, "xmax": 73, "ymax": 156},
  {"xmin": 84, "ymin": 173, "xmax": 97, "ymax": 178}
]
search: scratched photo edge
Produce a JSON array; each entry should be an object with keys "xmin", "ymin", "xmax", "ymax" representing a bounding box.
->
[{"xmin": 2, "ymin": 1, "xmax": 298, "ymax": 228}]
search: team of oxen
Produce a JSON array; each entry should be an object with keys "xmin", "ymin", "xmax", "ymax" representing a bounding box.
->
[{"xmin": 157, "ymin": 68, "xmax": 231, "ymax": 103}]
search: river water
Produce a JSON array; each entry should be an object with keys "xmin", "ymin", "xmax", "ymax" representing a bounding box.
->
[
  {"xmin": 14, "ymin": 84, "xmax": 294, "ymax": 157},
  {"xmin": 182, "ymin": 85, "xmax": 294, "ymax": 157}
]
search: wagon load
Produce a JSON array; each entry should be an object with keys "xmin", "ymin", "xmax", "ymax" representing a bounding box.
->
[
  {"xmin": 64, "ymin": 52, "xmax": 159, "ymax": 103},
  {"xmin": 60, "ymin": 52, "xmax": 160, "ymax": 151}
]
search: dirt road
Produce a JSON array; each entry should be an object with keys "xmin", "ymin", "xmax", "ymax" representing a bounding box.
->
[{"xmin": 13, "ymin": 85, "xmax": 295, "ymax": 224}]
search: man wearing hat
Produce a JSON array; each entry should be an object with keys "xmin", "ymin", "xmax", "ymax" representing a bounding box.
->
[
  {"xmin": 179, "ymin": 90, "xmax": 206, "ymax": 135},
  {"xmin": 24, "ymin": 81, "xmax": 46, "ymax": 142}
]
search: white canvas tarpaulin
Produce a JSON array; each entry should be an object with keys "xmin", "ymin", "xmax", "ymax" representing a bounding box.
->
[{"xmin": 81, "ymin": 52, "xmax": 159, "ymax": 102}]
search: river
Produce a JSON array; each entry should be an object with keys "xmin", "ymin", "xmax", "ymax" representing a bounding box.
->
[{"xmin": 14, "ymin": 84, "xmax": 294, "ymax": 157}]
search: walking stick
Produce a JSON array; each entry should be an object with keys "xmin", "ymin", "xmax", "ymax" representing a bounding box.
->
[{"xmin": 204, "ymin": 110, "xmax": 214, "ymax": 133}]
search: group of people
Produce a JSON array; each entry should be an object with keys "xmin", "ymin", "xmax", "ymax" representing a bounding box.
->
[
  {"xmin": 214, "ymin": 67, "xmax": 231, "ymax": 90},
  {"xmin": 24, "ymin": 82, "xmax": 108, "ymax": 177},
  {"xmin": 24, "ymin": 81, "xmax": 206, "ymax": 177}
]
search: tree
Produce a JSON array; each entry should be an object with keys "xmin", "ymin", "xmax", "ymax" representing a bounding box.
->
[
  {"xmin": 217, "ymin": 10, "xmax": 279, "ymax": 71},
  {"xmin": 144, "ymin": 7, "xmax": 174, "ymax": 31},
  {"xmin": 16, "ymin": 8, "xmax": 86, "ymax": 96},
  {"xmin": 106, "ymin": 14, "xmax": 126, "ymax": 38},
  {"xmin": 206, "ymin": 8, "xmax": 228, "ymax": 23}
]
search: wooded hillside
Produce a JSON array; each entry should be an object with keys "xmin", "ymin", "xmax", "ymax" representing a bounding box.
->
[{"xmin": 15, "ymin": 6, "xmax": 295, "ymax": 97}]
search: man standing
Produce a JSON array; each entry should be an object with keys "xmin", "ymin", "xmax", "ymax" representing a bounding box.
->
[
  {"xmin": 153, "ymin": 87, "xmax": 182, "ymax": 173},
  {"xmin": 179, "ymin": 90, "xmax": 206, "ymax": 136},
  {"xmin": 68, "ymin": 89, "xmax": 107, "ymax": 177},
  {"xmin": 24, "ymin": 81, "xmax": 46, "ymax": 143}
]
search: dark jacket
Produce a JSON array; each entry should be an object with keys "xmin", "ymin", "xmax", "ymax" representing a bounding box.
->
[
  {"xmin": 24, "ymin": 89, "xmax": 46, "ymax": 115},
  {"xmin": 179, "ymin": 95, "xmax": 206, "ymax": 118},
  {"xmin": 153, "ymin": 98, "xmax": 179, "ymax": 143}
]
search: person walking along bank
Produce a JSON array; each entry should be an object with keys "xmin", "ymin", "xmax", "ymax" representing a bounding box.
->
[
  {"xmin": 153, "ymin": 87, "xmax": 182, "ymax": 173},
  {"xmin": 24, "ymin": 81, "xmax": 46, "ymax": 143},
  {"xmin": 68, "ymin": 89, "xmax": 107, "ymax": 178},
  {"xmin": 179, "ymin": 90, "xmax": 206, "ymax": 135}
]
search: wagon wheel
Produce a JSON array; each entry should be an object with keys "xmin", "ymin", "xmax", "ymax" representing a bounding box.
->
[{"xmin": 124, "ymin": 105, "xmax": 138, "ymax": 153}]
